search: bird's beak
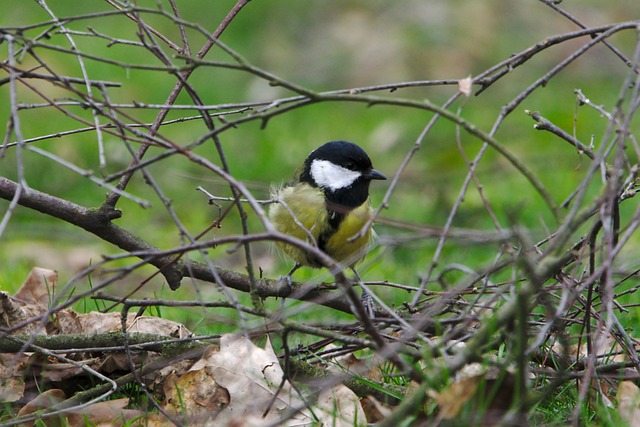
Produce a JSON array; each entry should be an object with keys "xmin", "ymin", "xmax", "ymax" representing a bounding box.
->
[{"xmin": 365, "ymin": 168, "xmax": 387, "ymax": 180}]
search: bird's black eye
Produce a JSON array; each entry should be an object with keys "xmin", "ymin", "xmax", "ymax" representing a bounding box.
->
[{"xmin": 345, "ymin": 161, "xmax": 356, "ymax": 170}]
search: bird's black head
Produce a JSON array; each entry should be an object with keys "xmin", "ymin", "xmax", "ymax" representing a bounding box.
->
[{"xmin": 299, "ymin": 140, "xmax": 386, "ymax": 210}]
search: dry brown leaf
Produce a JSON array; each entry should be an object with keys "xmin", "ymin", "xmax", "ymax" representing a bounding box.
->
[
  {"xmin": 14, "ymin": 267, "xmax": 58, "ymax": 307},
  {"xmin": 194, "ymin": 334, "xmax": 365, "ymax": 426},
  {"xmin": 316, "ymin": 384, "xmax": 367, "ymax": 425},
  {"xmin": 40, "ymin": 362, "xmax": 85, "ymax": 382},
  {"xmin": 618, "ymin": 381, "xmax": 640, "ymax": 425},
  {"xmin": 162, "ymin": 368, "xmax": 229, "ymax": 423},
  {"xmin": 0, "ymin": 351, "xmax": 29, "ymax": 402},
  {"xmin": 55, "ymin": 310, "xmax": 192, "ymax": 337},
  {"xmin": 98, "ymin": 353, "xmax": 139, "ymax": 373},
  {"xmin": 18, "ymin": 393, "xmax": 142, "ymax": 427},
  {"xmin": 430, "ymin": 367, "xmax": 520, "ymax": 423},
  {"xmin": 53, "ymin": 308, "xmax": 83, "ymax": 334},
  {"xmin": 143, "ymin": 413, "xmax": 177, "ymax": 427},
  {"xmin": 361, "ymin": 395, "xmax": 392, "ymax": 423},
  {"xmin": 0, "ymin": 374, "xmax": 26, "ymax": 403},
  {"xmin": 0, "ymin": 267, "xmax": 58, "ymax": 334},
  {"xmin": 153, "ymin": 359, "xmax": 194, "ymax": 387},
  {"xmin": 127, "ymin": 315, "xmax": 192, "ymax": 338},
  {"xmin": 17, "ymin": 388, "xmax": 67, "ymax": 426},
  {"xmin": 598, "ymin": 378, "xmax": 615, "ymax": 408},
  {"xmin": 202, "ymin": 334, "xmax": 307, "ymax": 425},
  {"xmin": 65, "ymin": 398, "xmax": 143, "ymax": 427},
  {"xmin": 0, "ymin": 291, "xmax": 28, "ymax": 330},
  {"xmin": 430, "ymin": 374, "xmax": 482, "ymax": 419}
]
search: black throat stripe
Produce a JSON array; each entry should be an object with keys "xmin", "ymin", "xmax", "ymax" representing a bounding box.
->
[{"xmin": 317, "ymin": 204, "xmax": 348, "ymax": 253}]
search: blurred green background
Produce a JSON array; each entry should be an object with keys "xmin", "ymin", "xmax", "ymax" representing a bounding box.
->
[{"xmin": 1, "ymin": 1, "xmax": 639, "ymax": 333}]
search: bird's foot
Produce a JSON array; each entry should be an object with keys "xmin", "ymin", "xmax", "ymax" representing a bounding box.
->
[
  {"xmin": 360, "ymin": 289, "xmax": 375, "ymax": 319},
  {"xmin": 274, "ymin": 263, "xmax": 301, "ymax": 298},
  {"xmin": 275, "ymin": 274, "xmax": 294, "ymax": 298}
]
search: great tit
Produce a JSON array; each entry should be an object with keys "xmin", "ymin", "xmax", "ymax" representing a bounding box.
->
[{"xmin": 269, "ymin": 140, "xmax": 386, "ymax": 281}]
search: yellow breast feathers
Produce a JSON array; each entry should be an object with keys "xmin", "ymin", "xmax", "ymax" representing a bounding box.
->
[{"xmin": 270, "ymin": 183, "xmax": 373, "ymax": 268}]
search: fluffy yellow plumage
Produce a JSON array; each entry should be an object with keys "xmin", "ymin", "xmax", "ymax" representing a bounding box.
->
[
  {"xmin": 268, "ymin": 141, "xmax": 385, "ymax": 279},
  {"xmin": 270, "ymin": 183, "xmax": 373, "ymax": 268}
]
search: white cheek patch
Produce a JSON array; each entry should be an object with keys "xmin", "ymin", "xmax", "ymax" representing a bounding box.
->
[{"xmin": 310, "ymin": 159, "xmax": 361, "ymax": 191}]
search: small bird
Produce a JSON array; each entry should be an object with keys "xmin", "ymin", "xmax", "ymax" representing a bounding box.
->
[{"xmin": 269, "ymin": 140, "xmax": 386, "ymax": 282}]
